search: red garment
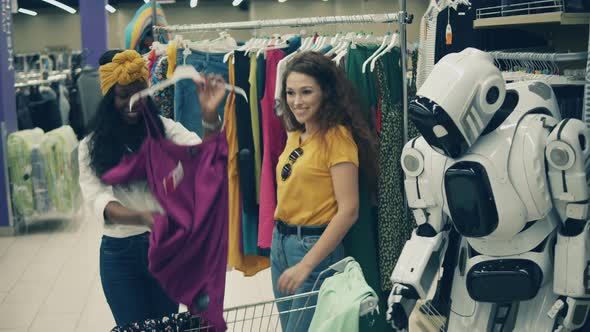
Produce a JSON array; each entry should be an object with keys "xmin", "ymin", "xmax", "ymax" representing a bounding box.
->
[
  {"xmin": 101, "ymin": 104, "xmax": 229, "ymax": 331},
  {"xmin": 147, "ymin": 50, "xmax": 158, "ymax": 76},
  {"xmin": 257, "ymin": 49, "xmax": 287, "ymax": 249}
]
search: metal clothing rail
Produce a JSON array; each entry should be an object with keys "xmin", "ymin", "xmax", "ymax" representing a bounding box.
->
[
  {"xmin": 489, "ymin": 51, "xmax": 588, "ymax": 62},
  {"xmin": 14, "ymin": 73, "xmax": 68, "ymax": 88},
  {"xmin": 155, "ymin": 13, "xmax": 401, "ymax": 33}
]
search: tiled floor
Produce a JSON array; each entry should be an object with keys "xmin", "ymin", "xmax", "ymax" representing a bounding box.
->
[{"xmin": 0, "ymin": 209, "xmax": 275, "ymax": 332}]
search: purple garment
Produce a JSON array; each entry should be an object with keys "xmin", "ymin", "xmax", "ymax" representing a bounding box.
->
[{"xmin": 101, "ymin": 107, "xmax": 229, "ymax": 331}]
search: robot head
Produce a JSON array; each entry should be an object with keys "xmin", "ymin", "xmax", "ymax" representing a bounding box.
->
[{"xmin": 410, "ymin": 48, "xmax": 506, "ymax": 158}]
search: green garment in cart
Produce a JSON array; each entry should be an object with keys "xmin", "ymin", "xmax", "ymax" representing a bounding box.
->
[
  {"xmin": 7, "ymin": 128, "xmax": 45, "ymax": 220},
  {"xmin": 376, "ymin": 51, "xmax": 421, "ymax": 292},
  {"xmin": 309, "ymin": 261, "xmax": 378, "ymax": 332}
]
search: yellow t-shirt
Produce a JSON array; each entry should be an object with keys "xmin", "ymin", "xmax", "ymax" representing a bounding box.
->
[{"xmin": 274, "ymin": 125, "xmax": 359, "ymax": 226}]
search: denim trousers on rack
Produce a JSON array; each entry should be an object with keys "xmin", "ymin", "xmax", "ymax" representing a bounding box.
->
[
  {"xmin": 174, "ymin": 49, "xmax": 229, "ymax": 137},
  {"xmin": 271, "ymin": 226, "xmax": 345, "ymax": 332},
  {"xmin": 100, "ymin": 232, "xmax": 177, "ymax": 326}
]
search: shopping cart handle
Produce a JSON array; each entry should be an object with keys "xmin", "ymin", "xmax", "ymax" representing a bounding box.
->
[{"xmin": 328, "ymin": 256, "xmax": 356, "ymax": 273}]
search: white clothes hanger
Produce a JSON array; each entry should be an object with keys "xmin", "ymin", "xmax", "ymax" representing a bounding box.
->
[
  {"xmin": 264, "ymin": 35, "xmax": 290, "ymax": 52},
  {"xmin": 449, "ymin": 0, "xmax": 471, "ymax": 10},
  {"xmin": 150, "ymin": 42, "xmax": 168, "ymax": 56},
  {"xmin": 362, "ymin": 33, "xmax": 390, "ymax": 73},
  {"xmin": 223, "ymin": 36, "xmax": 257, "ymax": 63},
  {"xmin": 325, "ymin": 33, "xmax": 343, "ymax": 56},
  {"xmin": 255, "ymin": 37, "xmax": 273, "ymax": 58},
  {"xmin": 182, "ymin": 41, "xmax": 192, "ymax": 65},
  {"xmin": 370, "ymin": 32, "xmax": 399, "ymax": 72},
  {"xmin": 332, "ymin": 38, "xmax": 351, "ymax": 65},
  {"xmin": 244, "ymin": 37, "xmax": 262, "ymax": 56},
  {"xmin": 187, "ymin": 32, "xmax": 237, "ymax": 54},
  {"xmin": 299, "ymin": 36, "xmax": 314, "ymax": 51},
  {"xmin": 129, "ymin": 65, "xmax": 248, "ymax": 111}
]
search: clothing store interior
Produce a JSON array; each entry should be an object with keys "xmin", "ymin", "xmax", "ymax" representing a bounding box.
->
[{"xmin": 1, "ymin": 0, "xmax": 590, "ymax": 331}]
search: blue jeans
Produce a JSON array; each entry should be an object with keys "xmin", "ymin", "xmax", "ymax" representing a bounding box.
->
[
  {"xmin": 100, "ymin": 232, "xmax": 177, "ymax": 326},
  {"xmin": 271, "ymin": 226, "xmax": 346, "ymax": 332},
  {"xmin": 174, "ymin": 49, "xmax": 229, "ymax": 137}
]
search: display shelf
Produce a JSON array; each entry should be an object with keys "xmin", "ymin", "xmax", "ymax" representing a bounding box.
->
[
  {"xmin": 474, "ymin": 11, "xmax": 590, "ymax": 28},
  {"xmin": 474, "ymin": 0, "xmax": 590, "ymax": 28}
]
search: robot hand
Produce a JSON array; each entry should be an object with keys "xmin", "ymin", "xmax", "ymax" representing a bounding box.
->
[
  {"xmin": 388, "ymin": 283, "xmax": 419, "ymax": 331},
  {"xmin": 548, "ymin": 297, "xmax": 590, "ymax": 332}
]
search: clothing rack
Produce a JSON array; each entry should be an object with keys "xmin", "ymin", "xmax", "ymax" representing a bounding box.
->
[
  {"xmin": 14, "ymin": 74, "xmax": 68, "ymax": 88},
  {"xmin": 151, "ymin": 0, "xmax": 412, "ymax": 143},
  {"xmin": 489, "ymin": 51, "xmax": 588, "ymax": 62},
  {"xmin": 156, "ymin": 14, "xmax": 400, "ymax": 33}
]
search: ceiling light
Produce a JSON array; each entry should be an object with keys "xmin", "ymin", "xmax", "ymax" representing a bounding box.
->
[
  {"xmin": 41, "ymin": 0, "xmax": 76, "ymax": 14},
  {"xmin": 17, "ymin": 8, "xmax": 37, "ymax": 16},
  {"xmin": 278, "ymin": 0, "xmax": 287, "ymax": 2},
  {"xmin": 232, "ymin": 0, "xmax": 243, "ymax": 6},
  {"xmin": 190, "ymin": 0, "xmax": 198, "ymax": 7},
  {"xmin": 144, "ymin": 0, "xmax": 149, "ymax": 3},
  {"xmin": 105, "ymin": 4, "xmax": 116, "ymax": 13}
]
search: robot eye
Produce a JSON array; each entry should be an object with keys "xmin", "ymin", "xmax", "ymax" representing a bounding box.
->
[{"xmin": 486, "ymin": 87, "xmax": 500, "ymax": 105}]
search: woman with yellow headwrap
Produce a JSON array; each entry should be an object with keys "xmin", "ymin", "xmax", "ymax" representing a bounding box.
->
[{"xmin": 77, "ymin": 49, "xmax": 227, "ymax": 326}]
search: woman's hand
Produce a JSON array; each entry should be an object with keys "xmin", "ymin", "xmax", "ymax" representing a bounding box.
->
[
  {"xmin": 278, "ymin": 262, "xmax": 314, "ymax": 295},
  {"xmin": 138, "ymin": 212, "xmax": 155, "ymax": 230},
  {"xmin": 196, "ymin": 74, "xmax": 227, "ymax": 124}
]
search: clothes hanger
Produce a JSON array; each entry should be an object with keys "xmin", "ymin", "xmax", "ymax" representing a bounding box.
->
[
  {"xmin": 264, "ymin": 35, "xmax": 290, "ymax": 52},
  {"xmin": 188, "ymin": 31, "xmax": 236, "ymax": 54},
  {"xmin": 369, "ymin": 32, "xmax": 399, "ymax": 72},
  {"xmin": 223, "ymin": 35, "xmax": 256, "ymax": 63},
  {"xmin": 255, "ymin": 37, "xmax": 270, "ymax": 58},
  {"xmin": 129, "ymin": 65, "xmax": 248, "ymax": 111},
  {"xmin": 299, "ymin": 35, "xmax": 314, "ymax": 51},
  {"xmin": 362, "ymin": 33, "xmax": 390, "ymax": 73},
  {"xmin": 332, "ymin": 37, "xmax": 351, "ymax": 65},
  {"xmin": 150, "ymin": 42, "xmax": 167, "ymax": 57},
  {"xmin": 182, "ymin": 40, "xmax": 192, "ymax": 65},
  {"xmin": 324, "ymin": 33, "xmax": 343, "ymax": 56}
]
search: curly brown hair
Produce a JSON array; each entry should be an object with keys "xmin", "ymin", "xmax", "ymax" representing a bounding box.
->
[{"xmin": 279, "ymin": 51, "xmax": 379, "ymax": 192}]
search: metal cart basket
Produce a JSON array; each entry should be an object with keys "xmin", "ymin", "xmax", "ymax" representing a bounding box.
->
[{"xmin": 188, "ymin": 257, "xmax": 379, "ymax": 332}]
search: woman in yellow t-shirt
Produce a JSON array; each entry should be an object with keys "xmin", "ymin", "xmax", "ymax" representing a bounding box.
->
[{"xmin": 271, "ymin": 52, "xmax": 378, "ymax": 332}]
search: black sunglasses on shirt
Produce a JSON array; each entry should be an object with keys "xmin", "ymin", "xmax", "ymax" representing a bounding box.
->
[{"xmin": 281, "ymin": 147, "xmax": 304, "ymax": 181}]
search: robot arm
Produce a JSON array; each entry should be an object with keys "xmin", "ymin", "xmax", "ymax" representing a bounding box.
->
[
  {"xmin": 546, "ymin": 118, "xmax": 590, "ymax": 331},
  {"xmin": 546, "ymin": 118, "xmax": 590, "ymax": 226},
  {"xmin": 388, "ymin": 137, "xmax": 451, "ymax": 330}
]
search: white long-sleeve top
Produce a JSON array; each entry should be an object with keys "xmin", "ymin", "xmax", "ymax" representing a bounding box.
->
[{"xmin": 78, "ymin": 116, "xmax": 201, "ymax": 238}]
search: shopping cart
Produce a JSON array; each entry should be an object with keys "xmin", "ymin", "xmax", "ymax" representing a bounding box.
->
[{"xmin": 188, "ymin": 256, "xmax": 380, "ymax": 332}]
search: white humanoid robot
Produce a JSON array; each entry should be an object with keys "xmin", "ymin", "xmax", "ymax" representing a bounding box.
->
[{"xmin": 387, "ymin": 48, "xmax": 590, "ymax": 332}]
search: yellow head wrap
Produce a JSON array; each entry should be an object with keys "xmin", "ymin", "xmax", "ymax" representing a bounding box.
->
[{"xmin": 99, "ymin": 50, "xmax": 149, "ymax": 95}]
